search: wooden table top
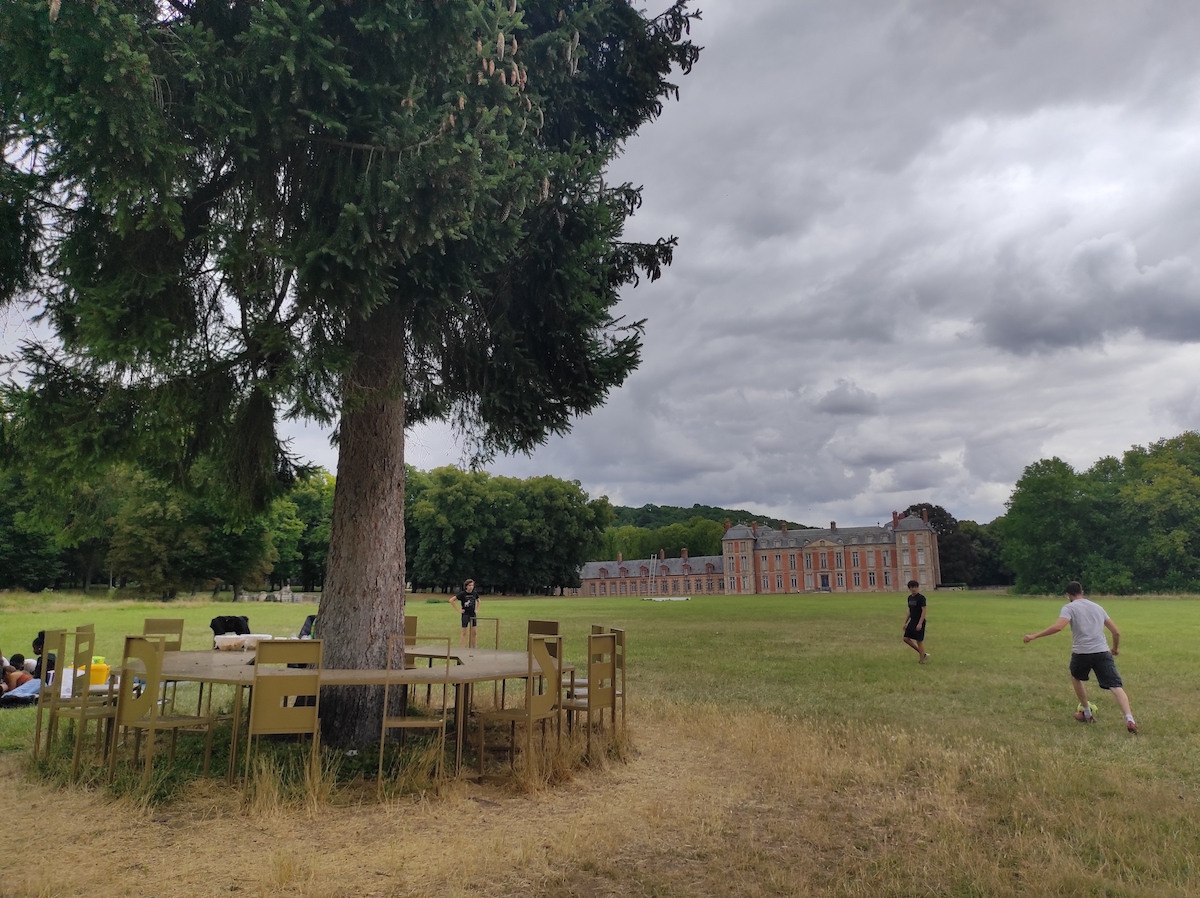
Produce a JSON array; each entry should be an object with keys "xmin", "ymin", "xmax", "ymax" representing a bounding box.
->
[{"xmin": 156, "ymin": 648, "xmax": 565, "ymax": 687}]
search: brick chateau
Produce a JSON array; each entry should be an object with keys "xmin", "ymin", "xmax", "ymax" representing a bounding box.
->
[{"xmin": 572, "ymin": 510, "xmax": 942, "ymax": 598}]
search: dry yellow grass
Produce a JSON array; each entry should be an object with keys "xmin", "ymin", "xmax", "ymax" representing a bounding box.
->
[{"xmin": 5, "ymin": 698, "xmax": 1195, "ymax": 898}]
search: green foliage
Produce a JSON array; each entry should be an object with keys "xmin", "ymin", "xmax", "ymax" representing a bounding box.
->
[
  {"xmin": 0, "ymin": 469, "xmax": 61, "ymax": 590},
  {"xmin": 592, "ymin": 515, "xmax": 726, "ymax": 561},
  {"xmin": 611, "ymin": 503, "xmax": 808, "ymax": 531},
  {"xmin": 1002, "ymin": 433, "xmax": 1200, "ymax": 594},
  {"xmin": 405, "ymin": 465, "xmax": 608, "ymax": 592},
  {"xmin": 0, "ymin": 0, "xmax": 701, "ymax": 505}
]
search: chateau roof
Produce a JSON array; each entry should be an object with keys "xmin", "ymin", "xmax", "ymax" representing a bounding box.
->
[
  {"xmin": 579, "ymin": 555, "xmax": 725, "ymax": 578},
  {"xmin": 724, "ymin": 523, "xmax": 896, "ymax": 547}
]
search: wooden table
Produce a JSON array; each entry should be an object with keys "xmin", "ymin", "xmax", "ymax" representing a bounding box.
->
[{"xmin": 153, "ymin": 647, "xmax": 561, "ymax": 775}]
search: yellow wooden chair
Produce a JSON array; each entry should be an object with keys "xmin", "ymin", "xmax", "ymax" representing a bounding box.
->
[
  {"xmin": 107, "ymin": 635, "xmax": 215, "ymax": 785},
  {"xmin": 55, "ymin": 625, "xmax": 117, "ymax": 778},
  {"xmin": 561, "ymin": 632, "xmax": 617, "ymax": 757},
  {"xmin": 477, "ymin": 635, "xmax": 562, "ymax": 775},
  {"xmin": 566, "ymin": 626, "xmax": 626, "ymax": 733},
  {"xmin": 378, "ymin": 636, "xmax": 452, "ymax": 787},
  {"xmin": 31, "ymin": 628, "xmax": 67, "ymax": 762},
  {"xmin": 142, "ymin": 617, "xmax": 186, "ymax": 711},
  {"xmin": 243, "ymin": 639, "xmax": 322, "ymax": 782}
]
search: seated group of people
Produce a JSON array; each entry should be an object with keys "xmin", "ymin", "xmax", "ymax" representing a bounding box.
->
[{"xmin": 0, "ymin": 631, "xmax": 55, "ymax": 703}]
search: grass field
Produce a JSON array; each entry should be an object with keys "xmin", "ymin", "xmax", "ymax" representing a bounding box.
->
[{"xmin": 1, "ymin": 589, "xmax": 1198, "ymax": 896}]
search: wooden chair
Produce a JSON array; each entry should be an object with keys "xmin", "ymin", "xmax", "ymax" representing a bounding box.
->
[
  {"xmin": 31, "ymin": 628, "xmax": 67, "ymax": 762},
  {"xmin": 378, "ymin": 636, "xmax": 452, "ymax": 787},
  {"xmin": 107, "ymin": 635, "xmax": 215, "ymax": 786},
  {"xmin": 142, "ymin": 617, "xmax": 185, "ymax": 711},
  {"xmin": 527, "ymin": 619, "xmax": 560, "ymax": 657},
  {"xmin": 477, "ymin": 635, "xmax": 562, "ymax": 775},
  {"xmin": 566, "ymin": 626, "xmax": 626, "ymax": 734},
  {"xmin": 561, "ymin": 632, "xmax": 617, "ymax": 757},
  {"xmin": 55, "ymin": 625, "xmax": 118, "ymax": 778},
  {"xmin": 243, "ymin": 639, "xmax": 322, "ymax": 782}
]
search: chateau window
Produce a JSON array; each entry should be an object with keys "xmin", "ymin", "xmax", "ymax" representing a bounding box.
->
[
  {"xmin": 805, "ymin": 554, "xmax": 813, "ymax": 569},
  {"xmin": 589, "ymin": 584, "xmax": 597, "ymax": 596},
  {"xmin": 790, "ymin": 575, "xmax": 798, "ymax": 589},
  {"xmin": 600, "ymin": 583, "xmax": 606, "ymax": 595},
  {"xmin": 727, "ymin": 556, "xmax": 735, "ymax": 570},
  {"xmin": 774, "ymin": 554, "xmax": 782, "ymax": 568},
  {"xmin": 789, "ymin": 554, "xmax": 797, "ymax": 570},
  {"xmin": 866, "ymin": 552, "xmax": 875, "ymax": 568},
  {"xmin": 837, "ymin": 573, "xmax": 844, "ymax": 587},
  {"xmin": 883, "ymin": 551, "xmax": 891, "ymax": 566},
  {"xmin": 851, "ymin": 551, "xmax": 859, "ymax": 567},
  {"xmin": 819, "ymin": 553, "xmax": 828, "ymax": 570},
  {"xmin": 884, "ymin": 571, "xmax": 892, "ymax": 586},
  {"xmin": 788, "ymin": 539, "xmax": 796, "ymax": 547},
  {"xmin": 741, "ymin": 555, "xmax": 748, "ymax": 570},
  {"xmin": 853, "ymin": 572, "xmax": 861, "ymax": 587},
  {"xmin": 598, "ymin": 568, "xmax": 608, "ymax": 578},
  {"xmin": 902, "ymin": 549, "xmax": 911, "ymax": 565},
  {"xmin": 760, "ymin": 554, "xmax": 768, "ymax": 568},
  {"xmin": 707, "ymin": 578, "xmax": 714, "ymax": 591},
  {"xmin": 805, "ymin": 573, "xmax": 814, "ymax": 589},
  {"xmin": 775, "ymin": 574, "xmax": 783, "ymax": 589},
  {"xmin": 918, "ymin": 548, "xmax": 926, "ymax": 564},
  {"xmin": 619, "ymin": 567, "xmax": 628, "ymax": 578},
  {"xmin": 706, "ymin": 563, "xmax": 715, "ymax": 574},
  {"xmin": 728, "ymin": 577, "xmax": 736, "ymax": 591},
  {"xmin": 684, "ymin": 579, "xmax": 691, "ymax": 591},
  {"xmin": 761, "ymin": 575, "xmax": 769, "ymax": 590},
  {"xmin": 835, "ymin": 553, "xmax": 843, "ymax": 569},
  {"xmin": 672, "ymin": 580, "xmax": 679, "ymax": 593},
  {"xmin": 868, "ymin": 571, "xmax": 876, "ymax": 586},
  {"xmin": 741, "ymin": 577, "xmax": 749, "ymax": 591},
  {"xmin": 619, "ymin": 582, "xmax": 627, "ymax": 595}
]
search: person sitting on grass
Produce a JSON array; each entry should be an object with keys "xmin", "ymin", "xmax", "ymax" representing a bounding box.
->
[
  {"xmin": 31, "ymin": 631, "xmax": 55, "ymax": 679},
  {"xmin": 3, "ymin": 654, "xmax": 33, "ymax": 692},
  {"xmin": 1023, "ymin": 580, "xmax": 1139, "ymax": 734}
]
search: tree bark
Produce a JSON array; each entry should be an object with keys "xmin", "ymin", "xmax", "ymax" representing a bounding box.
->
[{"xmin": 318, "ymin": 304, "xmax": 408, "ymax": 747}]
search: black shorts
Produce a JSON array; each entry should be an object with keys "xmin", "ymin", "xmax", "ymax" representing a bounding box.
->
[
  {"xmin": 904, "ymin": 621, "xmax": 926, "ymax": 640},
  {"xmin": 1069, "ymin": 652, "xmax": 1123, "ymax": 689},
  {"xmin": 461, "ymin": 612, "xmax": 477, "ymax": 628}
]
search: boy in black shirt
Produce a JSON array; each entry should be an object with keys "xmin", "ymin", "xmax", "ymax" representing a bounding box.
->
[
  {"xmin": 450, "ymin": 578, "xmax": 481, "ymax": 648},
  {"xmin": 903, "ymin": 580, "xmax": 929, "ymax": 663}
]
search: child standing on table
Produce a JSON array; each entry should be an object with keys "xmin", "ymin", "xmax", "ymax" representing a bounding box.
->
[{"xmin": 450, "ymin": 578, "xmax": 481, "ymax": 649}]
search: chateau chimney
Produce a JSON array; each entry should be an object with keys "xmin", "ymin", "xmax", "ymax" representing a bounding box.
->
[
  {"xmin": 751, "ymin": 521, "xmax": 758, "ymax": 537},
  {"xmin": 830, "ymin": 521, "xmax": 837, "ymax": 532},
  {"xmin": 617, "ymin": 551, "xmax": 622, "ymax": 563},
  {"xmin": 781, "ymin": 522, "xmax": 788, "ymax": 533},
  {"xmin": 659, "ymin": 548, "xmax": 665, "ymax": 561},
  {"xmin": 681, "ymin": 547, "xmax": 689, "ymax": 560},
  {"xmin": 922, "ymin": 508, "xmax": 929, "ymax": 523},
  {"xmin": 724, "ymin": 518, "xmax": 731, "ymax": 532},
  {"xmin": 892, "ymin": 511, "xmax": 900, "ymax": 527}
]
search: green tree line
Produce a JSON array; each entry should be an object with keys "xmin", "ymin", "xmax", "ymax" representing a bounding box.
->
[{"xmin": 998, "ymin": 432, "xmax": 1200, "ymax": 594}]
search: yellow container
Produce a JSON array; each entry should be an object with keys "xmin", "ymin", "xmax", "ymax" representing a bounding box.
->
[{"xmin": 89, "ymin": 663, "xmax": 110, "ymax": 686}]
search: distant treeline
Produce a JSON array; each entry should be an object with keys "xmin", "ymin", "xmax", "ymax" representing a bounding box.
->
[
  {"xmin": 998, "ymin": 432, "xmax": 1200, "ymax": 594},
  {"xmin": 611, "ymin": 503, "xmax": 808, "ymax": 531}
]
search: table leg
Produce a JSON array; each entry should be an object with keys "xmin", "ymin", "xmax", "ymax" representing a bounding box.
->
[{"xmin": 227, "ymin": 684, "xmax": 245, "ymax": 783}]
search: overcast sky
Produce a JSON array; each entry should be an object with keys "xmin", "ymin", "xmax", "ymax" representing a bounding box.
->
[{"xmin": 291, "ymin": 0, "xmax": 1200, "ymax": 527}]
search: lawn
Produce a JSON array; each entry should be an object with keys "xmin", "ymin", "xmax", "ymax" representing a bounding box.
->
[{"xmin": 1, "ymin": 588, "xmax": 1198, "ymax": 897}]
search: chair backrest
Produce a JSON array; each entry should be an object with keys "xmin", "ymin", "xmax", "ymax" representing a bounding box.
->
[
  {"xmin": 403, "ymin": 615, "xmax": 418, "ymax": 646},
  {"xmin": 114, "ymin": 635, "xmax": 169, "ymax": 726},
  {"xmin": 66, "ymin": 626, "xmax": 97, "ymax": 701},
  {"xmin": 142, "ymin": 618, "xmax": 184, "ymax": 652},
  {"xmin": 527, "ymin": 635, "xmax": 563, "ymax": 718},
  {"xmin": 248, "ymin": 640, "xmax": 322, "ymax": 736},
  {"xmin": 528, "ymin": 620, "xmax": 560, "ymax": 657},
  {"xmin": 35, "ymin": 628, "xmax": 67, "ymax": 707},
  {"xmin": 585, "ymin": 632, "xmax": 617, "ymax": 711}
]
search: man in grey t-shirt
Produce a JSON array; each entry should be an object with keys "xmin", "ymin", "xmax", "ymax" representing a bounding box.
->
[{"xmin": 1023, "ymin": 580, "xmax": 1138, "ymax": 734}]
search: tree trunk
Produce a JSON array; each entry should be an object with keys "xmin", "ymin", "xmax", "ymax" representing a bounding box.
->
[{"xmin": 318, "ymin": 304, "xmax": 408, "ymax": 748}]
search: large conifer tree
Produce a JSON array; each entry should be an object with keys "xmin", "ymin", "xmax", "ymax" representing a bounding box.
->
[{"xmin": 1, "ymin": 0, "xmax": 699, "ymax": 744}]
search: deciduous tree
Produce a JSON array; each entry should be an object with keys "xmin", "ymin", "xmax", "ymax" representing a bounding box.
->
[{"xmin": 1, "ymin": 0, "xmax": 699, "ymax": 744}]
